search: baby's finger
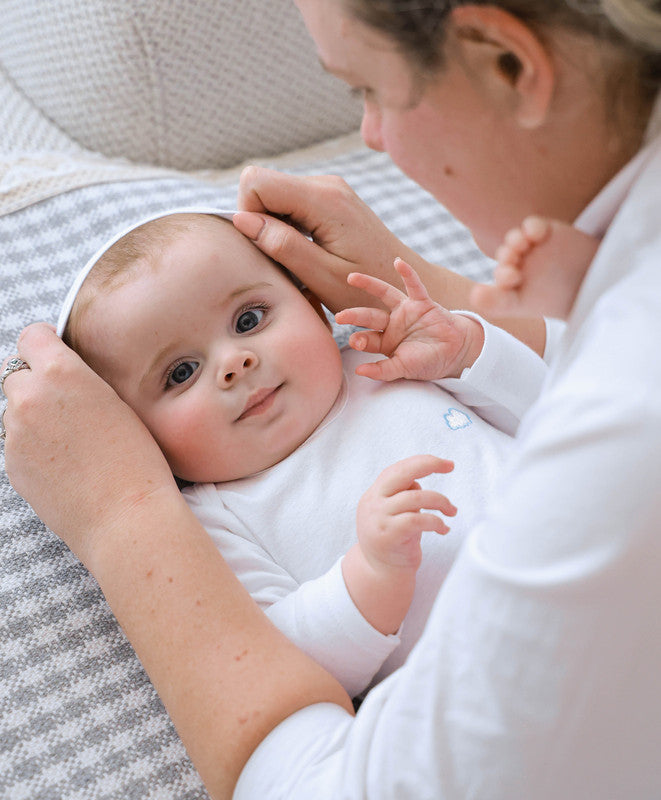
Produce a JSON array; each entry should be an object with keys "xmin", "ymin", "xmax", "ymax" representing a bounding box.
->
[
  {"xmin": 376, "ymin": 454, "xmax": 455, "ymax": 496},
  {"xmin": 416, "ymin": 512, "xmax": 451, "ymax": 535},
  {"xmin": 348, "ymin": 330, "xmax": 384, "ymax": 354},
  {"xmin": 390, "ymin": 511, "xmax": 450, "ymax": 537},
  {"xmin": 354, "ymin": 356, "xmax": 404, "ymax": 382},
  {"xmin": 493, "ymin": 263, "xmax": 523, "ymax": 290},
  {"xmin": 389, "ymin": 489, "xmax": 457, "ymax": 518},
  {"xmin": 469, "ymin": 282, "xmax": 525, "ymax": 318},
  {"xmin": 503, "ymin": 226, "xmax": 530, "ymax": 253},
  {"xmin": 393, "ymin": 258, "xmax": 430, "ymax": 302},
  {"xmin": 335, "ymin": 306, "xmax": 390, "ymax": 331},
  {"xmin": 347, "ymin": 271, "xmax": 406, "ymax": 310}
]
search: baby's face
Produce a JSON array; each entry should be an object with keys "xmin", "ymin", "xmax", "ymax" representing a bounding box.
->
[{"xmin": 80, "ymin": 217, "xmax": 344, "ymax": 482}]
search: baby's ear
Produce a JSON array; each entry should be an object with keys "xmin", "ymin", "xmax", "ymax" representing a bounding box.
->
[{"xmin": 302, "ymin": 288, "xmax": 332, "ymax": 331}]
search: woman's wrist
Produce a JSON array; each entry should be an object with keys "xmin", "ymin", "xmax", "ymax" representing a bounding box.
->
[{"xmin": 85, "ymin": 481, "xmax": 187, "ymax": 579}]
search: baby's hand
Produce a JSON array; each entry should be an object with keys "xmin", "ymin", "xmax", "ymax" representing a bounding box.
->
[
  {"xmin": 342, "ymin": 455, "xmax": 456, "ymax": 634},
  {"xmin": 357, "ymin": 454, "xmax": 456, "ymax": 570},
  {"xmin": 335, "ymin": 258, "xmax": 484, "ymax": 382}
]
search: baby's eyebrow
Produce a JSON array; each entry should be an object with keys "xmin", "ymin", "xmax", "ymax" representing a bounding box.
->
[{"xmin": 227, "ymin": 280, "xmax": 273, "ymax": 301}]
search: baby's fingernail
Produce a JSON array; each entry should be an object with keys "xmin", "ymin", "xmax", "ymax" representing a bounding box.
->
[{"xmin": 353, "ymin": 335, "xmax": 366, "ymax": 351}]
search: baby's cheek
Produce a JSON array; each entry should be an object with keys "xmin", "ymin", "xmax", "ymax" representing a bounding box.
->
[{"xmin": 150, "ymin": 402, "xmax": 214, "ymax": 478}]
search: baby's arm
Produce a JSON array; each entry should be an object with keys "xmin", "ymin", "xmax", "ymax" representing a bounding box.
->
[
  {"xmin": 335, "ymin": 258, "xmax": 485, "ymax": 382},
  {"xmin": 471, "ymin": 216, "xmax": 600, "ymax": 320},
  {"xmin": 342, "ymin": 454, "xmax": 456, "ymax": 635},
  {"xmin": 184, "ymin": 484, "xmax": 406, "ymax": 697}
]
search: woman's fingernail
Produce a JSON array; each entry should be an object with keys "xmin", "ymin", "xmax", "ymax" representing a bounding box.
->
[{"xmin": 233, "ymin": 212, "xmax": 266, "ymax": 240}]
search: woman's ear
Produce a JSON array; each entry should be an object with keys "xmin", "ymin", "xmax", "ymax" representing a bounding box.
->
[
  {"xmin": 448, "ymin": 5, "xmax": 555, "ymax": 129},
  {"xmin": 302, "ymin": 288, "xmax": 333, "ymax": 331}
]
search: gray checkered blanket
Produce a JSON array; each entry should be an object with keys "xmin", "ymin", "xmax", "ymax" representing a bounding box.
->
[{"xmin": 0, "ymin": 145, "xmax": 491, "ymax": 799}]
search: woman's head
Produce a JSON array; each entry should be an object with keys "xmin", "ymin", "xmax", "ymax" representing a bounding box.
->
[{"xmin": 296, "ymin": 0, "xmax": 661, "ymax": 253}]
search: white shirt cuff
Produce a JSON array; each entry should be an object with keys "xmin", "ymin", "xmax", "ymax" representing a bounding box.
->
[{"xmin": 436, "ymin": 312, "xmax": 548, "ymax": 436}]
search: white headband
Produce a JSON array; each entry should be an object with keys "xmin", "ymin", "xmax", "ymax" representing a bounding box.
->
[{"xmin": 56, "ymin": 206, "xmax": 237, "ymax": 337}]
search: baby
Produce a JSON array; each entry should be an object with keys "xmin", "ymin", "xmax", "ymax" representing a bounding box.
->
[
  {"xmin": 472, "ymin": 216, "xmax": 600, "ymax": 319},
  {"xmin": 59, "ymin": 208, "xmax": 529, "ymax": 697}
]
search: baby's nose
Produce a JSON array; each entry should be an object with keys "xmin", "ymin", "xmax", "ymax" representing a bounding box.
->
[{"xmin": 220, "ymin": 352, "xmax": 258, "ymax": 387}]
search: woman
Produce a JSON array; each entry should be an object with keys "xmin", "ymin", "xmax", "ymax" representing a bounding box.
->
[{"xmin": 3, "ymin": 1, "xmax": 661, "ymax": 798}]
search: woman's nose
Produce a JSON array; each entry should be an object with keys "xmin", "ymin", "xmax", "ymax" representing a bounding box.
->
[
  {"xmin": 218, "ymin": 350, "xmax": 259, "ymax": 388},
  {"xmin": 360, "ymin": 100, "xmax": 385, "ymax": 152}
]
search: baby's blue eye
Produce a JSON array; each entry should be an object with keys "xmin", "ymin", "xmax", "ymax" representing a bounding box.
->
[
  {"xmin": 236, "ymin": 308, "xmax": 265, "ymax": 333},
  {"xmin": 167, "ymin": 361, "xmax": 199, "ymax": 387}
]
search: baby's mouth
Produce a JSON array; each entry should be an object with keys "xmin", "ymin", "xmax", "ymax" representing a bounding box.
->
[{"xmin": 237, "ymin": 385, "xmax": 282, "ymax": 420}]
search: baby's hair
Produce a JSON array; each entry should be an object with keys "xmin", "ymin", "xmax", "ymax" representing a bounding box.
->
[
  {"xmin": 63, "ymin": 214, "xmax": 228, "ymax": 359},
  {"xmin": 63, "ymin": 212, "xmax": 302, "ymax": 361}
]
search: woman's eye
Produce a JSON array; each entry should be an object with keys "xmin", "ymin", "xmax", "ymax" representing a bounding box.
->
[
  {"xmin": 167, "ymin": 361, "xmax": 199, "ymax": 387},
  {"xmin": 235, "ymin": 307, "xmax": 265, "ymax": 333}
]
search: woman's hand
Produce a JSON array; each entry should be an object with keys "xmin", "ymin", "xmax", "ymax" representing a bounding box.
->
[
  {"xmin": 235, "ymin": 165, "xmax": 548, "ymax": 357},
  {"xmin": 336, "ymin": 258, "xmax": 485, "ymax": 381},
  {"xmin": 2, "ymin": 324, "xmax": 177, "ymax": 567},
  {"xmin": 234, "ymin": 166, "xmax": 473, "ymax": 313}
]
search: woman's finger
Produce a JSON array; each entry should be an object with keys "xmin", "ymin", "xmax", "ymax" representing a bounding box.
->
[
  {"xmin": 15, "ymin": 322, "xmax": 59, "ymax": 364},
  {"xmin": 233, "ymin": 211, "xmax": 334, "ymax": 279},
  {"xmin": 237, "ymin": 166, "xmax": 331, "ymax": 229}
]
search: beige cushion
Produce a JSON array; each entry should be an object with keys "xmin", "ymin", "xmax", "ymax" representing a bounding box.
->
[{"xmin": 0, "ymin": 0, "xmax": 362, "ymax": 170}]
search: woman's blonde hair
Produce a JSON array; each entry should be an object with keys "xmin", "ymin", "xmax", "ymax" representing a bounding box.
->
[{"xmin": 601, "ymin": 0, "xmax": 661, "ymax": 50}]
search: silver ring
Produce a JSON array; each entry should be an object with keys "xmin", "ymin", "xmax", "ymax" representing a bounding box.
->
[{"xmin": 0, "ymin": 357, "xmax": 30, "ymax": 395}]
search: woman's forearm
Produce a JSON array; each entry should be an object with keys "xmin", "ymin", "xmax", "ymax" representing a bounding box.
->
[
  {"xmin": 91, "ymin": 488, "xmax": 353, "ymax": 799},
  {"xmin": 4, "ymin": 326, "xmax": 352, "ymax": 799}
]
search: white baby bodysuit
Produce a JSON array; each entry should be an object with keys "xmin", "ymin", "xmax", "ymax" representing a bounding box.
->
[{"xmin": 184, "ymin": 323, "xmax": 546, "ymax": 696}]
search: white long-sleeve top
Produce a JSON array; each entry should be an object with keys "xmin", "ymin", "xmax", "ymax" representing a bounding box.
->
[
  {"xmin": 184, "ymin": 325, "xmax": 546, "ymax": 697},
  {"xmin": 234, "ymin": 134, "xmax": 661, "ymax": 799}
]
